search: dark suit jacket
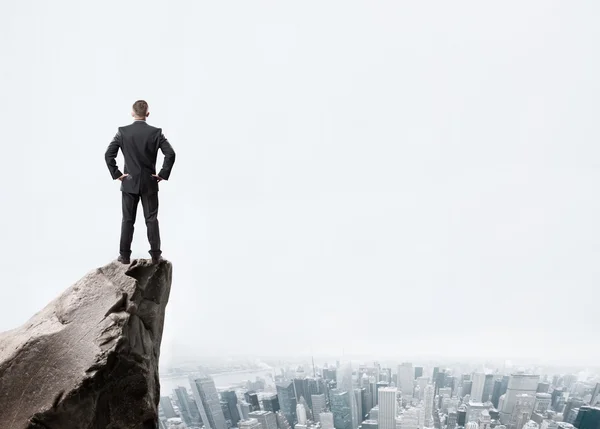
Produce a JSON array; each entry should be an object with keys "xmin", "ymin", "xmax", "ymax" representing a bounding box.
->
[{"xmin": 105, "ymin": 120, "xmax": 176, "ymax": 194}]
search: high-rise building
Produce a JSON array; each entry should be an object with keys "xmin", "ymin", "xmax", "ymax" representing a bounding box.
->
[
  {"xmin": 398, "ymin": 364, "xmax": 414, "ymax": 399},
  {"xmin": 240, "ymin": 402, "xmax": 252, "ymax": 420},
  {"xmin": 277, "ymin": 381, "xmax": 298, "ymax": 426},
  {"xmin": 174, "ymin": 386, "xmax": 201, "ymax": 427},
  {"xmin": 472, "ymin": 374, "xmax": 486, "ymax": 403},
  {"xmin": 574, "ymin": 407, "xmax": 600, "ymax": 429},
  {"xmin": 402, "ymin": 407, "xmax": 422, "ymax": 429},
  {"xmin": 499, "ymin": 374, "xmax": 540, "ymax": 426},
  {"xmin": 190, "ymin": 376, "xmax": 228, "ymax": 429},
  {"xmin": 331, "ymin": 389, "xmax": 353, "ymax": 429},
  {"xmin": 537, "ymin": 383, "xmax": 551, "ymax": 394},
  {"xmin": 492, "ymin": 377, "xmax": 510, "ymax": 409},
  {"xmin": 424, "ymin": 385, "xmax": 434, "ymax": 428},
  {"xmin": 249, "ymin": 411, "xmax": 278, "ymax": 429},
  {"xmin": 297, "ymin": 404, "xmax": 308, "ymax": 425},
  {"xmin": 510, "ymin": 394, "xmax": 535, "ymax": 429},
  {"xmin": 378, "ymin": 388, "xmax": 398, "ymax": 429},
  {"xmin": 246, "ymin": 392, "xmax": 261, "ymax": 412},
  {"xmin": 264, "ymin": 394, "xmax": 281, "ymax": 413},
  {"xmin": 591, "ymin": 385, "xmax": 600, "ymax": 407},
  {"xmin": 312, "ymin": 394, "xmax": 326, "ymax": 422},
  {"xmin": 376, "ymin": 382, "xmax": 390, "ymax": 406},
  {"xmin": 533, "ymin": 393, "xmax": 552, "ymax": 414},
  {"xmin": 355, "ymin": 389, "xmax": 365, "ymax": 424},
  {"xmin": 448, "ymin": 409, "xmax": 458, "ymax": 429},
  {"xmin": 160, "ymin": 396, "xmax": 178, "ymax": 419},
  {"xmin": 338, "ymin": 362, "xmax": 359, "ymax": 429},
  {"xmin": 321, "ymin": 412, "xmax": 335, "ymax": 429},
  {"xmin": 221, "ymin": 390, "xmax": 241, "ymax": 427},
  {"xmin": 415, "ymin": 368, "xmax": 424, "ymax": 380},
  {"xmin": 482, "ymin": 375, "xmax": 495, "ymax": 403}
]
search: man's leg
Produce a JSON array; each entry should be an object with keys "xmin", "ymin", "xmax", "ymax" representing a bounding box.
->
[
  {"xmin": 120, "ymin": 191, "xmax": 140, "ymax": 259},
  {"xmin": 140, "ymin": 192, "xmax": 161, "ymax": 258}
]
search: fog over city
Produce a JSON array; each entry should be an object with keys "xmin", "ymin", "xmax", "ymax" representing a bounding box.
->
[{"xmin": 1, "ymin": 1, "xmax": 599, "ymax": 370}]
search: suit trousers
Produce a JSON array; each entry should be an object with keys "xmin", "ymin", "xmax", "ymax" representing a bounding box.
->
[{"xmin": 119, "ymin": 191, "xmax": 162, "ymax": 258}]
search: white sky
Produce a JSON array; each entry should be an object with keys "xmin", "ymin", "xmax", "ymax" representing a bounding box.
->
[{"xmin": 1, "ymin": 1, "xmax": 599, "ymax": 367}]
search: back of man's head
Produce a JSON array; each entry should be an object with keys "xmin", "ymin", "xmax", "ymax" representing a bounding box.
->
[{"xmin": 132, "ymin": 100, "xmax": 149, "ymax": 119}]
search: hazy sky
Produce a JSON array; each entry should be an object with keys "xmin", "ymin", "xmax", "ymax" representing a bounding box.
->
[{"xmin": 1, "ymin": 1, "xmax": 599, "ymax": 367}]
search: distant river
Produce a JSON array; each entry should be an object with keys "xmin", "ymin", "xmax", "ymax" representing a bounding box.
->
[{"xmin": 160, "ymin": 369, "xmax": 275, "ymax": 394}]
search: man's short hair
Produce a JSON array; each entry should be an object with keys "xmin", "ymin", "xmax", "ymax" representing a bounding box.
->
[{"xmin": 132, "ymin": 100, "xmax": 148, "ymax": 117}]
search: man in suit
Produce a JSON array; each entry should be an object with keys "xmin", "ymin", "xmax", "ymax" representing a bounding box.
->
[{"xmin": 105, "ymin": 100, "xmax": 176, "ymax": 264}]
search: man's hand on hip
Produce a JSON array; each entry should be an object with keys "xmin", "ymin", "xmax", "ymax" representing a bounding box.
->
[
  {"xmin": 118, "ymin": 174, "xmax": 129, "ymax": 181},
  {"xmin": 152, "ymin": 174, "xmax": 164, "ymax": 182}
]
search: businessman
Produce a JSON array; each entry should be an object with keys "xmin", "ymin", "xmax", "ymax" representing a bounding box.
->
[{"xmin": 105, "ymin": 100, "xmax": 176, "ymax": 264}]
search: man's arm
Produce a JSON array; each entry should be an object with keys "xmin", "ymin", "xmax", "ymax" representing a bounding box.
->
[
  {"xmin": 156, "ymin": 130, "xmax": 176, "ymax": 180},
  {"xmin": 105, "ymin": 129, "xmax": 124, "ymax": 180}
]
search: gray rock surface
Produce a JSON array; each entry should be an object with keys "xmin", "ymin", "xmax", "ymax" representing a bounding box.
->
[{"xmin": 0, "ymin": 259, "xmax": 173, "ymax": 429}]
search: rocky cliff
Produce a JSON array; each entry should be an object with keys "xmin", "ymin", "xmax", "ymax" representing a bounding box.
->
[{"xmin": 0, "ymin": 259, "xmax": 173, "ymax": 429}]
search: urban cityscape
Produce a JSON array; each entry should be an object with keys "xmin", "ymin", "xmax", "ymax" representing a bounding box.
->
[{"xmin": 156, "ymin": 359, "xmax": 600, "ymax": 429}]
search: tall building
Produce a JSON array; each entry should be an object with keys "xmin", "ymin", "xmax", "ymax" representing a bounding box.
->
[
  {"xmin": 510, "ymin": 394, "xmax": 535, "ymax": 429},
  {"xmin": 424, "ymin": 384, "xmax": 434, "ymax": 428},
  {"xmin": 448, "ymin": 409, "xmax": 458, "ymax": 429},
  {"xmin": 591, "ymin": 385, "xmax": 600, "ymax": 407},
  {"xmin": 574, "ymin": 407, "xmax": 600, "ymax": 429},
  {"xmin": 533, "ymin": 394, "xmax": 552, "ymax": 414},
  {"xmin": 472, "ymin": 374, "xmax": 486, "ymax": 403},
  {"xmin": 482, "ymin": 375, "xmax": 495, "ymax": 403},
  {"xmin": 264, "ymin": 394, "xmax": 281, "ymax": 413},
  {"xmin": 277, "ymin": 381, "xmax": 298, "ymax": 427},
  {"xmin": 338, "ymin": 362, "xmax": 359, "ymax": 429},
  {"xmin": 297, "ymin": 404, "xmax": 308, "ymax": 425},
  {"xmin": 379, "ymin": 388, "xmax": 398, "ymax": 429},
  {"xmin": 492, "ymin": 377, "xmax": 510, "ymax": 409},
  {"xmin": 415, "ymin": 368, "xmax": 424, "ymax": 380},
  {"xmin": 174, "ymin": 386, "xmax": 201, "ymax": 427},
  {"xmin": 189, "ymin": 376, "xmax": 228, "ymax": 429},
  {"xmin": 160, "ymin": 396, "xmax": 177, "ymax": 419},
  {"xmin": 376, "ymin": 382, "xmax": 390, "ymax": 406},
  {"xmin": 312, "ymin": 394, "xmax": 326, "ymax": 422},
  {"xmin": 321, "ymin": 412, "xmax": 335, "ymax": 429},
  {"xmin": 246, "ymin": 392, "xmax": 261, "ymax": 412},
  {"xmin": 331, "ymin": 389, "xmax": 353, "ymax": 429},
  {"xmin": 499, "ymin": 374, "xmax": 540, "ymax": 426},
  {"xmin": 249, "ymin": 411, "xmax": 278, "ymax": 429},
  {"xmin": 355, "ymin": 389, "xmax": 365, "ymax": 424},
  {"xmin": 398, "ymin": 364, "xmax": 414, "ymax": 399},
  {"xmin": 221, "ymin": 390, "xmax": 241, "ymax": 427}
]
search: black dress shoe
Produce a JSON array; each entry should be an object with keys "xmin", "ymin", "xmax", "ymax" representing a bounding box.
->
[
  {"xmin": 118, "ymin": 255, "xmax": 131, "ymax": 265},
  {"xmin": 151, "ymin": 255, "xmax": 163, "ymax": 264}
]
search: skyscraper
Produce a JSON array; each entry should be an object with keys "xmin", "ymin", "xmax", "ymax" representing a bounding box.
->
[
  {"xmin": 331, "ymin": 389, "xmax": 353, "ymax": 429},
  {"xmin": 160, "ymin": 396, "xmax": 177, "ymax": 419},
  {"xmin": 321, "ymin": 412, "xmax": 335, "ymax": 429},
  {"xmin": 398, "ymin": 364, "xmax": 414, "ymax": 399},
  {"xmin": 190, "ymin": 376, "xmax": 228, "ymax": 429},
  {"xmin": 492, "ymin": 377, "xmax": 510, "ymax": 409},
  {"xmin": 338, "ymin": 361, "xmax": 359, "ymax": 429},
  {"xmin": 277, "ymin": 381, "xmax": 298, "ymax": 426},
  {"xmin": 574, "ymin": 407, "xmax": 600, "ymax": 429},
  {"xmin": 222, "ymin": 390, "xmax": 242, "ymax": 427},
  {"xmin": 249, "ymin": 411, "xmax": 278, "ymax": 429},
  {"xmin": 499, "ymin": 374, "xmax": 540, "ymax": 426},
  {"xmin": 378, "ymin": 387, "xmax": 398, "ymax": 429},
  {"xmin": 424, "ymin": 384, "xmax": 434, "ymax": 428},
  {"xmin": 297, "ymin": 404, "xmax": 308, "ymax": 425},
  {"xmin": 482, "ymin": 375, "xmax": 495, "ymax": 403},
  {"xmin": 472, "ymin": 374, "xmax": 486, "ymax": 403},
  {"xmin": 264, "ymin": 394, "xmax": 281, "ymax": 413},
  {"xmin": 312, "ymin": 394, "xmax": 326, "ymax": 422},
  {"xmin": 174, "ymin": 386, "xmax": 200, "ymax": 427}
]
